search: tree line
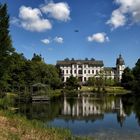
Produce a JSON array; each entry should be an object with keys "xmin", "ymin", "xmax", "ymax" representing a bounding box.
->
[
  {"xmin": 0, "ymin": 3, "xmax": 61, "ymax": 94},
  {"xmin": 121, "ymin": 59, "xmax": 140, "ymax": 93},
  {"xmin": 0, "ymin": 3, "xmax": 140, "ymax": 95}
]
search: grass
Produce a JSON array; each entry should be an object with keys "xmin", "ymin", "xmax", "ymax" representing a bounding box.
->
[
  {"xmin": 80, "ymin": 86, "xmax": 130, "ymax": 94},
  {"xmin": 80, "ymin": 86, "xmax": 93, "ymax": 92},
  {"xmin": 0, "ymin": 110, "xmax": 92, "ymax": 140},
  {"xmin": 105, "ymin": 86, "xmax": 130, "ymax": 94},
  {"xmin": 0, "ymin": 110, "xmax": 69, "ymax": 140}
]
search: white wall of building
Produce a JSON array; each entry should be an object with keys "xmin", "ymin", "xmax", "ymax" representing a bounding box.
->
[{"xmin": 60, "ymin": 64, "xmax": 104, "ymax": 82}]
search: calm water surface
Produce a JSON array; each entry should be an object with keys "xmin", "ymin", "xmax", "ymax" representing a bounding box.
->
[{"xmin": 16, "ymin": 93, "xmax": 140, "ymax": 139}]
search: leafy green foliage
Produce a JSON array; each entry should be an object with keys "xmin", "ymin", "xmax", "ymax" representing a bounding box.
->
[
  {"xmin": 66, "ymin": 76, "xmax": 80, "ymax": 90},
  {"xmin": 133, "ymin": 59, "xmax": 140, "ymax": 81},
  {"xmin": 121, "ymin": 59, "xmax": 140, "ymax": 92},
  {"xmin": 8, "ymin": 53, "xmax": 62, "ymax": 92},
  {"xmin": 121, "ymin": 67, "xmax": 134, "ymax": 89},
  {"xmin": 8, "ymin": 53, "xmax": 27, "ymax": 90},
  {"xmin": 133, "ymin": 59, "xmax": 140, "ymax": 92},
  {"xmin": 104, "ymin": 78, "xmax": 116, "ymax": 86},
  {"xmin": 87, "ymin": 77, "xmax": 96, "ymax": 86},
  {"xmin": 31, "ymin": 53, "xmax": 43, "ymax": 62}
]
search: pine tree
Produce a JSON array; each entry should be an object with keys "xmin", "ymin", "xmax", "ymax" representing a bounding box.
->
[{"xmin": 0, "ymin": 3, "xmax": 14, "ymax": 91}]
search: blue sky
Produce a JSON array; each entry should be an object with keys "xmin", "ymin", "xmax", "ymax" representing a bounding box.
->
[{"xmin": 1, "ymin": 0, "xmax": 140, "ymax": 67}]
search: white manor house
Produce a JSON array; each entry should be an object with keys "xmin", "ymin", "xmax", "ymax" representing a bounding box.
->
[{"xmin": 56, "ymin": 54, "xmax": 125, "ymax": 83}]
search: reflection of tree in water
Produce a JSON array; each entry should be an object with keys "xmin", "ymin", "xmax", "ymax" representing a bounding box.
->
[
  {"xmin": 16, "ymin": 100, "xmax": 63, "ymax": 121},
  {"xmin": 133, "ymin": 95, "xmax": 140, "ymax": 126},
  {"xmin": 121, "ymin": 94, "xmax": 134, "ymax": 116},
  {"xmin": 16, "ymin": 93, "xmax": 140, "ymax": 127},
  {"xmin": 117, "ymin": 112, "xmax": 126, "ymax": 127},
  {"xmin": 122, "ymin": 93, "xmax": 140, "ymax": 126}
]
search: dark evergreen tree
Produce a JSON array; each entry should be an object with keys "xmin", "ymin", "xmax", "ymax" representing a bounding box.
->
[{"xmin": 0, "ymin": 3, "xmax": 14, "ymax": 91}]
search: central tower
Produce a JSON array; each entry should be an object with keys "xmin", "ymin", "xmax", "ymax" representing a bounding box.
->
[{"xmin": 116, "ymin": 54, "xmax": 125, "ymax": 81}]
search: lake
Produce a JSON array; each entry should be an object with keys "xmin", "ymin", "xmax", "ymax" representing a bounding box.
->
[{"xmin": 16, "ymin": 93, "xmax": 140, "ymax": 139}]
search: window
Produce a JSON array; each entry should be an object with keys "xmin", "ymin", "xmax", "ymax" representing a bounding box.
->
[
  {"xmin": 74, "ymin": 70, "xmax": 76, "ymax": 74},
  {"xmin": 78, "ymin": 70, "xmax": 82, "ymax": 74},
  {"xmin": 88, "ymin": 70, "xmax": 90, "ymax": 74},
  {"xmin": 84, "ymin": 70, "xmax": 86, "ymax": 74},
  {"xmin": 78, "ymin": 65, "xmax": 82, "ymax": 68},
  {"xmin": 84, "ymin": 77, "xmax": 86, "ymax": 82},
  {"xmin": 66, "ymin": 77, "xmax": 69, "ymax": 81},
  {"xmin": 96, "ymin": 70, "xmax": 98, "ymax": 75},
  {"xmin": 62, "ymin": 70, "xmax": 64, "ymax": 74},
  {"xmin": 66, "ymin": 70, "xmax": 68, "ymax": 74},
  {"xmin": 62, "ymin": 77, "xmax": 64, "ymax": 82},
  {"xmin": 92, "ymin": 70, "xmax": 94, "ymax": 74}
]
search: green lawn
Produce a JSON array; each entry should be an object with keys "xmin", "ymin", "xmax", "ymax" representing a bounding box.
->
[{"xmin": 80, "ymin": 86, "xmax": 130, "ymax": 94}]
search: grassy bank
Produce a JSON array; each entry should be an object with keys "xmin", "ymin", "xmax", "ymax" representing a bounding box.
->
[
  {"xmin": 80, "ymin": 86, "xmax": 130, "ymax": 94},
  {"xmin": 105, "ymin": 86, "xmax": 130, "ymax": 94},
  {"xmin": 0, "ymin": 110, "xmax": 68, "ymax": 140},
  {"xmin": 0, "ymin": 110, "xmax": 92, "ymax": 140}
]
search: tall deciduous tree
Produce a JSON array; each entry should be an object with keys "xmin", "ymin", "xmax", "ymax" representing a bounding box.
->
[
  {"xmin": 0, "ymin": 3, "xmax": 14, "ymax": 91},
  {"xmin": 133, "ymin": 59, "xmax": 140, "ymax": 81},
  {"xmin": 66, "ymin": 76, "xmax": 80, "ymax": 90},
  {"xmin": 87, "ymin": 77, "xmax": 96, "ymax": 86},
  {"xmin": 133, "ymin": 59, "xmax": 140, "ymax": 92},
  {"xmin": 121, "ymin": 67, "xmax": 134, "ymax": 89}
]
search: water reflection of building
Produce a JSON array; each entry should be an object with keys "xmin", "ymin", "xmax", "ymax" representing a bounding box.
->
[{"xmin": 62, "ymin": 96, "xmax": 126, "ymax": 125}]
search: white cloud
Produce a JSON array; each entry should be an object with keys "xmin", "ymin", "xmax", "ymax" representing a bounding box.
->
[
  {"xmin": 12, "ymin": 6, "xmax": 52, "ymax": 32},
  {"xmin": 107, "ymin": 0, "xmax": 140, "ymax": 29},
  {"xmin": 19, "ymin": 6, "xmax": 42, "ymax": 21},
  {"xmin": 41, "ymin": 2, "xmax": 70, "ymax": 22},
  {"xmin": 41, "ymin": 38, "xmax": 50, "ymax": 45},
  {"xmin": 41, "ymin": 36, "xmax": 64, "ymax": 45},
  {"xmin": 106, "ymin": 9, "xmax": 126, "ymax": 29},
  {"xmin": 87, "ymin": 33, "xmax": 109, "ymax": 43},
  {"xmin": 54, "ymin": 36, "xmax": 64, "ymax": 43}
]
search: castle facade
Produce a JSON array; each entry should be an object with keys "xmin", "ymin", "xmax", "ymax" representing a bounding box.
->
[{"xmin": 56, "ymin": 54, "xmax": 125, "ymax": 83}]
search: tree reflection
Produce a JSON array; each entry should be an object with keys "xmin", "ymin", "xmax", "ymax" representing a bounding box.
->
[
  {"xmin": 122, "ymin": 93, "xmax": 140, "ymax": 126},
  {"xmin": 15, "ymin": 93, "xmax": 140, "ymax": 127}
]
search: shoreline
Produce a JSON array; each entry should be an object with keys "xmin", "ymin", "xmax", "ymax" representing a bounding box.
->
[{"xmin": 0, "ymin": 110, "xmax": 91, "ymax": 140}]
